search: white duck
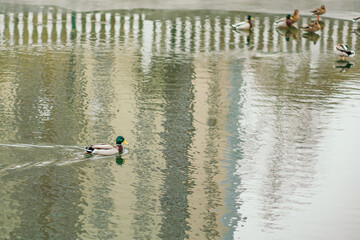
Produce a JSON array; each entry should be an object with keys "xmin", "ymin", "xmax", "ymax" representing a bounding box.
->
[
  {"xmin": 334, "ymin": 44, "xmax": 355, "ymax": 60},
  {"xmin": 232, "ymin": 15, "xmax": 254, "ymax": 30},
  {"xmin": 85, "ymin": 136, "xmax": 128, "ymax": 156}
]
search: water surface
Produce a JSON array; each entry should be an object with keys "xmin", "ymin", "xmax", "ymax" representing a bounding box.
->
[{"xmin": 0, "ymin": 4, "xmax": 360, "ymax": 240}]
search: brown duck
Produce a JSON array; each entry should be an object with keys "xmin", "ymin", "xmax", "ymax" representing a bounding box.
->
[
  {"xmin": 301, "ymin": 20, "xmax": 321, "ymax": 33},
  {"xmin": 291, "ymin": 9, "xmax": 300, "ymax": 24},
  {"xmin": 311, "ymin": 5, "xmax": 326, "ymax": 20}
]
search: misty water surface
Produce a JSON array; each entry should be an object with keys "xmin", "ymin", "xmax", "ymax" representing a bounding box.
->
[{"xmin": 0, "ymin": 3, "xmax": 360, "ymax": 240}]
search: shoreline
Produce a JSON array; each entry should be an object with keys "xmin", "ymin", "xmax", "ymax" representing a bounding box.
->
[{"xmin": 0, "ymin": 3, "xmax": 359, "ymax": 22}]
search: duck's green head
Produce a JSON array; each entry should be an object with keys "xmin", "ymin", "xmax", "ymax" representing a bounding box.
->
[
  {"xmin": 247, "ymin": 15, "xmax": 253, "ymax": 20},
  {"xmin": 286, "ymin": 14, "xmax": 292, "ymax": 19},
  {"xmin": 116, "ymin": 136, "xmax": 128, "ymax": 146}
]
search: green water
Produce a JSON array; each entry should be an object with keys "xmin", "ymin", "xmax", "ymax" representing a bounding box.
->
[{"xmin": 0, "ymin": 5, "xmax": 360, "ymax": 240}]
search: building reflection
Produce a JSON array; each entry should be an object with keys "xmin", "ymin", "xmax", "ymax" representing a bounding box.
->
[
  {"xmin": 0, "ymin": 7, "xmax": 359, "ymax": 52},
  {"xmin": 0, "ymin": 4, "xmax": 359, "ymax": 239}
]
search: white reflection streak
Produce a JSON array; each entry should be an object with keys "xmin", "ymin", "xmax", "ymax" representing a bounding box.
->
[
  {"xmin": 309, "ymin": 22, "xmax": 321, "ymax": 71},
  {"xmin": 175, "ymin": 17, "xmax": 181, "ymax": 53},
  {"xmin": 234, "ymin": 17, "xmax": 240, "ymax": 49},
  {"xmin": 56, "ymin": 11, "xmax": 62, "ymax": 44},
  {"xmin": 273, "ymin": 20, "xmax": 278, "ymax": 52},
  {"xmin": 95, "ymin": 12, "xmax": 101, "ymax": 47},
  {"xmin": 47, "ymin": 12, "xmax": 53, "ymax": 43},
  {"xmin": 124, "ymin": 15, "xmax": 130, "ymax": 46},
  {"xmin": 301, "ymin": 17, "xmax": 308, "ymax": 50},
  {"xmin": 263, "ymin": 17, "xmax": 269, "ymax": 52},
  {"xmin": 76, "ymin": 13, "xmax": 82, "ymax": 43},
  {"xmin": 224, "ymin": 18, "xmax": 230, "ymax": 51},
  {"xmin": 155, "ymin": 20, "xmax": 162, "ymax": 53},
  {"xmin": 184, "ymin": 17, "xmax": 191, "ymax": 52},
  {"xmin": 141, "ymin": 20, "xmax": 153, "ymax": 76},
  {"xmin": 9, "ymin": 13, "xmax": 14, "ymax": 45},
  {"xmin": 165, "ymin": 20, "xmax": 171, "ymax": 53},
  {"xmin": 66, "ymin": 13, "xmax": 72, "ymax": 43},
  {"xmin": 292, "ymin": 36, "xmax": 296, "ymax": 53},
  {"xmin": 343, "ymin": 21, "xmax": 349, "ymax": 44},
  {"xmin": 194, "ymin": 17, "xmax": 201, "ymax": 53},
  {"xmin": 28, "ymin": 12, "xmax": 33, "ymax": 44},
  {"xmin": 18, "ymin": 13, "xmax": 24, "ymax": 45},
  {"xmin": 204, "ymin": 19, "xmax": 210, "ymax": 52},
  {"xmin": 105, "ymin": 13, "xmax": 111, "ymax": 44},
  {"xmin": 282, "ymin": 29, "xmax": 287, "ymax": 53},
  {"xmin": 114, "ymin": 13, "xmax": 120, "ymax": 46},
  {"xmin": 333, "ymin": 20, "xmax": 339, "ymax": 47},
  {"xmin": 0, "ymin": 14, "xmax": 4, "ymax": 43},
  {"xmin": 85, "ymin": 13, "xmax": 91, "ymax": 44},
  {"xmin": 323, "ymin": 19, "xmax": 330, "ymax": 52},
  {"xmin": 214, "ymin": 17, "xmax": 220, "ymax": 51},
  {"xmin": 352, "ymin": 23, "xmax": 357, "ymax": 49},
  {"xmin": 133, "ymin": 14, "xmax": 139, "ymax": 46},
  {"xmin": 253, "ymin": 18, "xmax": 260, "ymax": 52},
  {"xmin": 37, "ymin": 12, "xmax": 43, "ymax": 43}
]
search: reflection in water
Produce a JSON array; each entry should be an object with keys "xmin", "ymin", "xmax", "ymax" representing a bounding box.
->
[
  {"xmin": 159, "ymin": 58, "xmax": 194, "ymax": 239},
  {"xmin": 276, "ymin": 26, "xmax": 300, "ymax": 42},
  {"xmin": 334, "ymin": 60, "xmax": 354, "ymax": 73},
  {"xmin": 302, "ymin": 32, "xmax": 320, "ymax": 44},
  {"xmin": 0, "ymin": 8, "xmax": 358, "ymax": 53},
  {"xmin": 0, "ymin": 4, "xmax": 360, "ymax": 240},
  {"xmin": 222, "ymin": 59, "xmax": 246, "ymax": 239},
  {"xmin": 8, "ymin": 166, "xmax": 85, "ymax": 239},
  {"xmin": 115, "ymin": 155, "xmax": 125, "ymax": 165},
  {"xmin": 234, "ymin": 29, "xmax": 253, "ymax": 45}
]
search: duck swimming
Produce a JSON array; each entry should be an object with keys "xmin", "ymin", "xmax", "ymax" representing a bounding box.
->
[
  {"xmin": 334, "ymin": 44, "xmax": 355, "ymax": 60},
  {"xmin": 85, "ymin": 136, "xmax": 128, "ymax": 156},
  {"xmin": 232, "ymin": 15, "xmax": 254, "ymax": 30}
]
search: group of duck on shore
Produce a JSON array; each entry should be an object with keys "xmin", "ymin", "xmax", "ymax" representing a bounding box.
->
[{"xmin": 231, "ymin": 5, "xmax": 358, "ymax": 61}]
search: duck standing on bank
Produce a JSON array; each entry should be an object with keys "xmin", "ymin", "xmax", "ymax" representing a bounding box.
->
[
  {"xmin": 334, "ymin": 44, "xmax": 355, "ymax": 60},
  {"xmin": 275, "ymin": 14, "xmax": 293, "ymax": 28},
  {"xmin": 311, "ymin": 5, "xmax": 326, "ymax": 20},
  {"xmin": 291, "ymin": 9, "xmax": 300, "ymax": 24},
  {"xmin": 232, "ymin": 15, "xmax": 254, "ymax": 30},
  {"xmin": 85, "ymin": 136, "xmax": 128, "ymax": 156}
]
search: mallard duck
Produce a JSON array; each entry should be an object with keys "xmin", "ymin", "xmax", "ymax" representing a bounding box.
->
[
  {"xmin": 311, "ymin": 5, "xmax": 326, "ymax": 20},
  {"xmin": 334, "ymin": 44, "xmax": 355, "ymax": 60},
  {"xmin": 353, "ymin": 17, "xmax": 360, "ymax": 24},
  {"xmin": 307, "ymin": 20, "xmax": 325, "ymax": 29},
  {"xmin": 301, "ymin": 20, "xmax": 321, "ymax": 33},
  {"xmin": 275, "ymin": 14, "xmax": 293, "ymax": 28},
  {"xmin": 232, "ymin": 15, "xmax": 254, "ymax": 30},
  {"xmin": 85, "ymin": 136, "xmax": 128, "ymax": 156},
  {"xmin": 291, "ymin": 9, "xmax": 300, "ymax": 24}
]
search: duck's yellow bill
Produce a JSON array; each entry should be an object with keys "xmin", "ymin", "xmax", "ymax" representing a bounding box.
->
[{"xmin": 123, "ymin": 140, "xmax": 128, "ymax": 144}]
